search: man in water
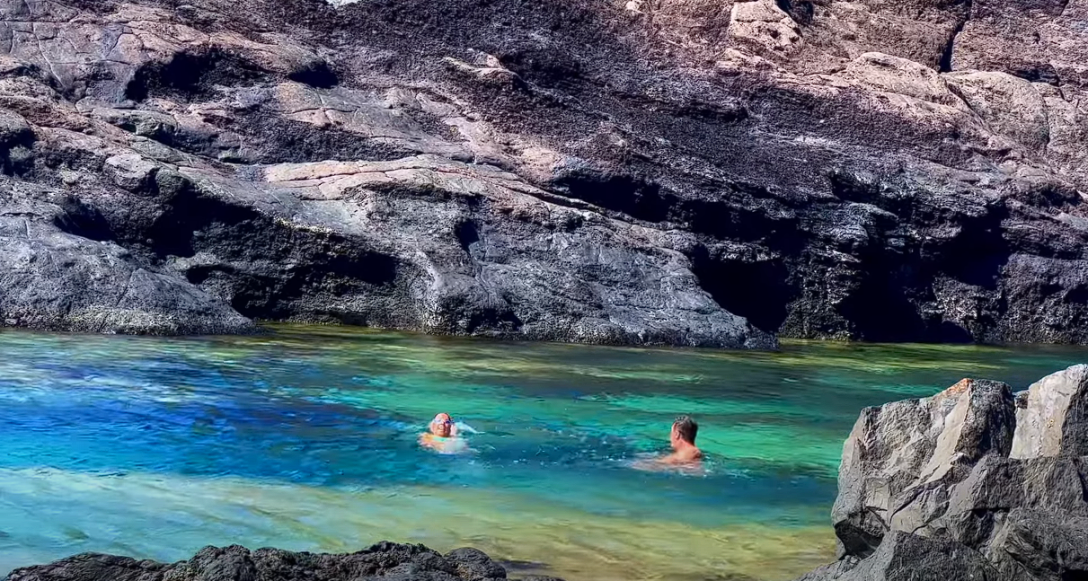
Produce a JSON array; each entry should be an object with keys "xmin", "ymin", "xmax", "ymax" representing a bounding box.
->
[
  {"xmin": 630, "ymin": 415, "xmax": 703, "ymax": 471},
  {"xmin": 660, "ymin": 415, "xmax": 703, "ymax": 465},
  {"xmin": 419, "ymin": 412, "xmax": 468, "ymax": 454}
]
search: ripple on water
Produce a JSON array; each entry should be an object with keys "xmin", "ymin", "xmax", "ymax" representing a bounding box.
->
[
  {"xmin": 0, "ymin": 468, "xmax": 835, "ymax": 581},
  {"xmin": 0, "ymin": 326, "xmax": 1085, "ymax": 580}
]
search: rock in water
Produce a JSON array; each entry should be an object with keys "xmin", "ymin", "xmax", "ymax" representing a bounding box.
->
[
  {"xmin": 832, "ymin": 378, "xmax": 1016, "ymax": 556},
  {"xmin": 798, "ymin": 365, "xmax": 1088, "ymax": 581},
  {"xmin": 0, "ymin": 0, "xmax": 1083, "ymax": 344},
  {"xmin": 4, "ymin": 543, "xmax": 564, "ymax": 581}
]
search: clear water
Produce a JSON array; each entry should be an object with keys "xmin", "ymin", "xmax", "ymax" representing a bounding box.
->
[{"xmin": 0, "ymin": 326, "xmax": 1085, "ymax": 581}]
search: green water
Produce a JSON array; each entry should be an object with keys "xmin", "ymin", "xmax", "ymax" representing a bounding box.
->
[{"xmin": 0, "ymin": 326, "xmax": 1084, "ymax": 581}]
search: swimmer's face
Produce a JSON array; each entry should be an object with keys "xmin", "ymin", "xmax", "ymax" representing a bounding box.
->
[
  {"xmin": 430, "ymin": 413, "xmax": 453, "ymax": 437},
  {"xmin": 670, "ymin": 425, "xmax": 681, "ymax": 449}
]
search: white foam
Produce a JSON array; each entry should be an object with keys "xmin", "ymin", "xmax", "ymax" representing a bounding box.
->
[{"xmin": 453, "ymin": 421, "xmax": 479, "ymax": 434}]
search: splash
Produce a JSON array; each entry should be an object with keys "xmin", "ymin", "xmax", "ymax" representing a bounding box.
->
[{"xmin": 454, "ymin": 421, "xmax": 480, "ymax": 434}]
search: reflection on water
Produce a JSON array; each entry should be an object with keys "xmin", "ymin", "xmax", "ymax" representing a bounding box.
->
[{"xmin": 0, "ymin": 325, "xmax": 1085, "ymax": 581}]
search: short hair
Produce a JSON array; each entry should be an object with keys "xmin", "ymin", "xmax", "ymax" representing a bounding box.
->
[{"xmin": 673, "ymin": 415, "xmax": 698, "ymax": 443}]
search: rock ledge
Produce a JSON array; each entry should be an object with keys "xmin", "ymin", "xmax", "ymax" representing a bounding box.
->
[{"xmin": 4, "ymin": 543, "xmax": 563, "ymax": 581}]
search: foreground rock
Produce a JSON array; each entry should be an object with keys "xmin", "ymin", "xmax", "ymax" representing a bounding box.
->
[
  {"xmin": 797, "ymin": 364, "xmax": 1088, "ymax": 581},
  {"xmin": 4, "ymin": 543, "xmax": 563, "ymax": 581},
  {"xmin": 0, "ymin": 0, "xmax": 1087, "ymax": 345}
]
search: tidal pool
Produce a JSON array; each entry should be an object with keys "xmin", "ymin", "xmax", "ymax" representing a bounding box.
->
[{"xmin": 0, "ymin": 326, "xmax": 1085, "ymax": 581}]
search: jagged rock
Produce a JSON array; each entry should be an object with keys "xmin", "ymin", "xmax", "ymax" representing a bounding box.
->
[
  {"xmin": 5, "ymin": 543, "xmax": 556, "ymax": 581},
  {"xmin": 798, "ymin": 365, "xmax": 1088, "ymax": 581},
  {"xmin": 832, "ymin": 378, "xmax": 1015, "ymax": 556},
  {"xmin": 0, "ymin": 180, "xmax": 253, "ymax": 335},
  {"xmin": 0, "ymin": 0, "xmax": 1083, "ymax": 343},
  {"xmin": 801, "ymin": 531, "xmax": 1002, "ymax": 581},
  {"xmin": 1010, "ymin": 364, "xmax": 1088, "ymax": 459},
  {"xmin": 987, "ymin": 509, "xmax": 1088, "ymax": 581}
]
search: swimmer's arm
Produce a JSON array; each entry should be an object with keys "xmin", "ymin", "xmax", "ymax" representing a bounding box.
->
[
  {"xmin": 631, "ymin": 455, "xmax": 672, "ymax": 471},
  {"xmin": 658, "ymin": 453, "xmax": 681, "ymax": 465}
]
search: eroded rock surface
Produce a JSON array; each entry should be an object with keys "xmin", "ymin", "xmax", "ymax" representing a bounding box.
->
[
  {"xmin": 4, "ymin": 543, "xmax": 563, "ymax": 581},
  {"xmin": 799, "ymin": 364, "xmax": 1088, "ymax": 581},
  {"xmin": 0, "ymin": 0, "xmax": 1085, "ymax": 344}
]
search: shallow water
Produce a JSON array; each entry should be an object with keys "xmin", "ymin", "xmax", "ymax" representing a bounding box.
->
[{"xmin": 0, "ymin": 326, "xmax": 1085, "ymax": 581}]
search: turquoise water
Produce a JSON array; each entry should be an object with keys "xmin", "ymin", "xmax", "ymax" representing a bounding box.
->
[{"xmin": 0, "ymin": 326, "xmax": 1085, "ymax": 581}]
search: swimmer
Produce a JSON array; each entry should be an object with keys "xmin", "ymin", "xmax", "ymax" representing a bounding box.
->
[
  {"xmin": 419, "ymin": 412, "xmax": 469, "ymax": 454},
  {"xmin": 632, "ymin": 415, "xmax": 703, "ymax": 471},
  {"xmin": 661, "ymin": 415, "xmax": 703, "ymax": 465}
]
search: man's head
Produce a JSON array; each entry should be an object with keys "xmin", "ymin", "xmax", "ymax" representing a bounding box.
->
[
  {"xmin": 670, "ymin": 415, "xmax": 698, "ymax": 448},
  {"xmin": 430, "ymin": 413, "xmax": 453, "ymax": 437}
]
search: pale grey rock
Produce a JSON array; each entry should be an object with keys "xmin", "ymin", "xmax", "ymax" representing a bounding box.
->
[
  {"xmin": 1010, "ymin": 365, "xmax": 1088, "ymax": 459},
  {"xmin": 799, "ymin": 366, "xmax": 1088, "ymax": 581}
]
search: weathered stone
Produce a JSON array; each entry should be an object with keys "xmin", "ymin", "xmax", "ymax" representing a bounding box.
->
[
  {"xmin": 799, "ymin": 366, "xmax": 1088, "ymax": 581},
  {"xmin": 0, "ymin": 107, "xmax": 32, "ymax": 147},
  {"xmin": 0, "ymin": 0, "xmax": 1081, "ymax": 344},
  {"xmin": 832, "ymin": 378, "xmax": 1014, "ymax": 556},
  {"xmin": 728, "ymin": 0, "xmax": 804, "ymax": 57},
  {"xmin": 833, "ymin": 532, "xmax": 1001, "ymax": 581},
  {"xmin": 987, "ymin": 509, "xmax": 1088, "ymax": 581},
  {"xmin": 7, "ymin": 543, "xmax": 552, "ymax": 581},
  {"xmin": 104, "ymin": 154, "xmax": 160, "ymax": 193},
  {"xmin": 944, "ymin": 72, "xmax": 1050, "ymax": 153},
  {"xmin": 1010, "ymin": 365, "xmax": 1088, "ymax": 459},
  {"xmin": 0, "ymin": 180, "xmax": 253, "ymax": 335}
]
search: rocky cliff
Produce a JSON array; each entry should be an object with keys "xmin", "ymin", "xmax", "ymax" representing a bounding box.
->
[
  {"xmin": 0, "ymin": 0, "xmax": 1087, "ymax": 346},
  {"xmin": 4, "ymin": 543, "xmax": 563, "ymax": 581},
  {"xmin": 797, "ymin": 364, "xmax": 1088, "ymax": 580}
]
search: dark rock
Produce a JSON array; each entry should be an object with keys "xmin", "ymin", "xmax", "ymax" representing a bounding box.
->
[
  {"xmin": 988, "ymin": 509, "xmax": 1088, "ymax": 581},
  {"xmin": 807, "ymin": 532, "xmax": 1002, "ymax": 581},
  {"xmin": 0, "ymin": 179, "xmax": 253, "ymax": 335},
  {"xmin": 0, "ymin": 0, "xmax": 1085, "ymax": 344},
  {"xmin": 5, "ymin": 543, "xmax": 558, "ymax": 581},
  {"xmin": 443, "ymin": 549, "xmax": 506, "ymax": 581}
]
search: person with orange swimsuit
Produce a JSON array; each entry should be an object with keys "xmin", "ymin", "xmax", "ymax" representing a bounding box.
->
[{"xmin": 419, "ymin": 412, "xmax": 468, "ymax": 454}]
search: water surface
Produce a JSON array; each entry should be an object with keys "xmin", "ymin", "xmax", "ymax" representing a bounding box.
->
[{"xmin": 0, "ymin": 326, "xmax": 1084, "ymax": 581}]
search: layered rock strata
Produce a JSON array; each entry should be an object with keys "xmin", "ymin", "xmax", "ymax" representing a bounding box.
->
[{"xmin": 0, "ymin": 0, "xmax": 1087, "ymax": 346}]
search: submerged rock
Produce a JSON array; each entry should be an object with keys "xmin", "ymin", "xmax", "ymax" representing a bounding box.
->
[
  {"xmin": 798, "ymin": 364, "xmax": 1088, "ymax": 581},
  {"xmin": 4, "ymin": 543, "xmax": 563, "ymax": 581}
]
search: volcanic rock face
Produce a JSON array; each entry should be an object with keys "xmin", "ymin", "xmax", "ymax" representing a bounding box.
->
[
  {"xmin": 0, "ymin": 0, "xmax": 1086, "ymax": 345},
  {"xmin": 799, "ymin": 364, "xmax": 1088, "ymax": 581},
  {"xmin": 4, "ymin": 543, "xmax": 564, "ymax": 581}
]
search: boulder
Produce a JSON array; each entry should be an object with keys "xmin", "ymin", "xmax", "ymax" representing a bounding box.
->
[
  {"xmin": 987, "ymin": 509, "xmax": 1088, "ymax": 581},
  {"xmin": 798, "ymin": 365, "xmax": 1088, "ymax": 581},
  {"xmin": 800, "ymin": 531, "xmax": 1002, "ymax": 581},
  {"xmin": 832, "ymin": 378, "xmax": 1015, "ymax": 556},
  {"xmin": 1010, "ymin": 365, "xmax": 1088, "ymax": 459},
  {"xmin": 728, "ymin": 0, "xmax": 804, "ymax": 57},
  {"xmin": 0, "ymin": 180, "xmax": 252, "ymax": 335}
]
